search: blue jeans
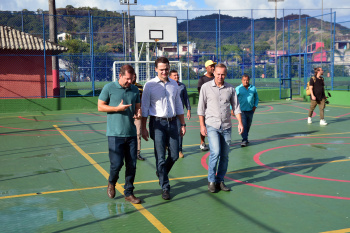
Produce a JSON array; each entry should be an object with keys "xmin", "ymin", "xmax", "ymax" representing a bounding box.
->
[
  {"xmin": 241, "ymin": 110, "xmax": 254, "ymax": 142},
  {"xmin": 108, "ymin": 136, "xmax": 137, "ymax": 197},
  {"xmin": 206, "ymin": 125, "xmax": 232, "ymax": 183},
  {"xmin": 150, "ymin": 117, "xmax": 179, "ymax": 191}
]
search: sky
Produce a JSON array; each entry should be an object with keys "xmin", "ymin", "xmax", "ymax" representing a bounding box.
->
[{"xmin": 1, "ymin": 0, "xmax": 350, "ymax": 20}]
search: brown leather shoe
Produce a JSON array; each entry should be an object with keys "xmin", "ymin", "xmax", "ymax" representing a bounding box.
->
[
  {"xmin": 125, "ymin": 194, "xmax": 141, "ymax": 204},
  {"xmin": 179, "ymin": 151, "xmax": 184, "ymax": 158},
  {"xmin": 107, "ymin": 183, "xmax": 115, "ymax": 199}
]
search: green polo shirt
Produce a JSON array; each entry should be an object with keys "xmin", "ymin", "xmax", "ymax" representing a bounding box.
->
[{"xmin": 99, "ymin": 81, "xmax": 140, "ymax": 137}]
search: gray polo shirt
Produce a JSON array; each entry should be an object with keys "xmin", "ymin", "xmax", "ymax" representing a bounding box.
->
[{"xmin": 197, "ymin": 80, "xmax": 241, "ymax": 130}]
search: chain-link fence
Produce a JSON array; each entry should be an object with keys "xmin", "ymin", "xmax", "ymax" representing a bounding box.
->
[{"xmin": 1, "ymin": 8, "xmax": 349, "ymax": 98}]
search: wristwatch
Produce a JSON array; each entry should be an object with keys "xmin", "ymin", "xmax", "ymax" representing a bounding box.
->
[{"xmin": 181, "ymin": 124, "xmax": 186, "ymax": 127}]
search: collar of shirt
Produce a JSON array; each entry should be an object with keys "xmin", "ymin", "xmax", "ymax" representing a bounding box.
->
[
  {"xmin": 155, "ymin": 76, "xmax": 169, "ymax": 84},
  {"xmin": 210, "ymin": 79, "xmax": 225, "ymax": 88}
]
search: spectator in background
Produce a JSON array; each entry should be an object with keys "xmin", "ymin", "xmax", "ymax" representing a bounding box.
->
[
  {"xmin": 235, "ymin": 74, "xmax": 259, "ymax": 147},
  {"xmin": 197, "ymin": 60, "xmax": 216, "ymax": 151},
  {"xmin": 169, "ymin": 70, "xmax": 191, "ymax": 158},
  {"xmin": 308, "ymin": 67, "xmax": 328, "ymax": 126}
]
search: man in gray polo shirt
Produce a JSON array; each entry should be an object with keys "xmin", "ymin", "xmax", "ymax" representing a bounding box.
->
[{"xmin": 197, "ymin": 63, "xmax": 243, "ymax": 193}]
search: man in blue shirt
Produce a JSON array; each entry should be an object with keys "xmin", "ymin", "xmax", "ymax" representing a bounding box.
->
[
  {"xmin": 169, "ymin": 70, "xmax": 191, "ymax": 158},
  {"xmin": 235, "ymin": 74, "xmax": 259, "ymax": 147},
  {"xmin": 98, "ymin": 64, "xmax": 142, "ymax": 204}
]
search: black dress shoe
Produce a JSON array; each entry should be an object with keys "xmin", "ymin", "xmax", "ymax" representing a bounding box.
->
[
  {"xmin": 107, "ymin": 182, "xmax": 116, "ymax": 199},
  {"xmin": 162, "ymin": 190, "xmax": 170, "ymax": 200},
  {"xmin": 216, "ymin": 181, "xmax": 230, "ymax": 191},
  {"xmin": 137, "ymin": 154, "xmax": 145, "ymax": 161},
  {"xmin": 208, "ymin": 182, "xmax": 216, "ymax": 193}
]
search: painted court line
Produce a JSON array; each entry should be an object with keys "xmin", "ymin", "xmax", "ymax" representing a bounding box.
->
[
  {"xmin": 53, "ymin": 125, "xmax": 171, "ymax": 233},
  {"xmin": 2, "ymin": 157, "xmax": 349, "ymax": 200}
]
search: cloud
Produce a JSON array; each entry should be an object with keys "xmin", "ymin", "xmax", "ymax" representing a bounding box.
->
[{"xmin": 168, "ymin": 0, "xmax": 193, "ymax": 10}]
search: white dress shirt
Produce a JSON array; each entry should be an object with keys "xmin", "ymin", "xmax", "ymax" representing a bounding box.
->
[{"xmin": 142, "ymin": 76, "xmax": 184, "ymax": 118}]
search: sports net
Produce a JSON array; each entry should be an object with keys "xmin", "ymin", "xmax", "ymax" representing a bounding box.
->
[{"xmin": 112, "ymin": 61, "xmax": 182, "ymax": 85}]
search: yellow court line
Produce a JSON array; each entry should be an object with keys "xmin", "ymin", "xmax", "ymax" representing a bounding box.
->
[
  {"xmin": 320, "ymin": 228, "xmax": 350, "ymax": 233},
  {"xmin": 0, "ymin": 186, "xmax": 105, "ymax": 200},
  {"xmin": 2, "ymin": 157, "xmax": 350, "ymax": 200},
  {"xmin": 53, "ymin": 125, "xmax": 171, "ymax": 233},
  {"xmin": 308, "ymin": 132, "xmax": 350, "ymax": 137}
]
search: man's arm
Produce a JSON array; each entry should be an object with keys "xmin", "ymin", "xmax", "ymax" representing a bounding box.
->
[
  {"xmin": 141, "ymin": 116, "xmax": 149, "ymax": 141},
  {"xmin": 199, "ymin": 115, "xmax": 207, "ymax": 136},
  {"xmin": 234, "ymin": 113, "xmax": 244, "ymax": 135},
  {"xmin": 183, "ymin": 85, "xmax": 191, "ymax": 120},
  {"xmin": 98, "ymin": 99, "xmax": 131, "ymax": 112}
]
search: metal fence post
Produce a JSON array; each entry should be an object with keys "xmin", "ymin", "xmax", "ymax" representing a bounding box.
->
[
  {"xmin": 42, "ymin": 13, "xmax": 48, "ymax": 98},
  {"xmin": 251, "ymin": 9, "xmax": 255, "ymax": 85}
]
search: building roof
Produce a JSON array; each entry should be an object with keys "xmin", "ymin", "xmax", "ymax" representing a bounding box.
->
[{"xmin": 0, "ymin": 25, "xmax": 67, "ymax": 52}]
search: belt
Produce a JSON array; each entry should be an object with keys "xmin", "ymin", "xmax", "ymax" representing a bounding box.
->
[{"xmin": 151, "ymin": 116, "xmax": 177, "ymax": 121}]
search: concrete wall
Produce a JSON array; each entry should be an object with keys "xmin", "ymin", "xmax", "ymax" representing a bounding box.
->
[
  {"xmin": 0, "ymin": 51, "xmax": 53, "ymax": 98},
  {"xmin": 302, "ymin": 89, "xmax": 350, "ymax": 106}
]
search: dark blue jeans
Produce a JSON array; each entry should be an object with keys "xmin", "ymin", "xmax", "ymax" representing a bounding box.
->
[
  {"xmin": 241, "ymin": 110, "xmax": 254, "ymax": 142},
  {"xmin": 150, "ymin": 117, "xmax": 179, "ymax": 191},
  {"xmin": 108, "ymin": 136, "xmax": 137, "ymax": 197}
]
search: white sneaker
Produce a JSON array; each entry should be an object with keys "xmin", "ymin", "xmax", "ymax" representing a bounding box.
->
[
  {"xmin": 200, "ymin": 143, "xmax": 209, "ymax": 151},
  {"xmin": 307, "ymin": 117, "xmax": 312, "ymax": 124},
  {"xmin": 320, "ymin": 119, "xmax": 328, "ymax": 126}
]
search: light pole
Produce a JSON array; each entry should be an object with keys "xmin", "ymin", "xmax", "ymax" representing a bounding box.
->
[
  {"xmin": 120, "ymin": 0, "xmax": 137, "ymax": 61},
  {"xmin": 268, "ymin": 0, "xmax": 284, "ymax": 78}
]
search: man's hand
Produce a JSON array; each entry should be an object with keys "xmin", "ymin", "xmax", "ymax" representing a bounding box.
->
[
  {"xmin": 200, "ymin": 125, "xmax": 207, "ymax": 137},
  {"xmin": 187, "ymin": 110, "xmax": 191, "ymax": 120},
  {"xmin": 252, "ymin": 106, "xmax": 256, "ymax": 112},
  {"xmin": 133, "ymin": 108, "xmax": 141, "ymax": 119},
  {"xmin": 238, "ymin": 123, "xmax": 244, "ymax": 135},
  {"xmin": 118, "ymin": 99, "xmax": 132, "ymax": 111},
  {"xmin": 311, "ymin": 95, "xmax": 316, "ymax": 101},
  {"xmin": 180, "ymin": 126, "xmax": 186, "ymax": 137}
]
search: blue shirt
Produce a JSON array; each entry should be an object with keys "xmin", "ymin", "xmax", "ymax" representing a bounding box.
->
[
  {"xmin": 141, "ymin": 76, "xmax": 184, "ymax": 118},
  {"xmin": 235, "ymin": 84, "xmax": 259, "ymax": 111},
  {"xmin": 177, "ymin": 81, "xmax": 191, "ymax": 110},
  {"xmin": 99, "ymin": 82, "xmax": 140, "ymax": 137}
]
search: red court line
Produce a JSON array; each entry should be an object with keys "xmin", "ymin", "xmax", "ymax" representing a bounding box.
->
[
  {"xmin": 335, "ymin": 113, "xmax": 350, "ymax": 118},
  {"xmin": 253, "ymin": 143, "xmax": 350, "ymax": 182},
  {"xmin": 200, "ymin": 139, "xmax": 350, "ymax": 200}
]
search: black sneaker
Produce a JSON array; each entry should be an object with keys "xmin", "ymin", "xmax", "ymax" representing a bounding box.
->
[
  {"xmin": 162, "ymin": 190, "xmax": 170, "ymax": 200},
  {"xmin": 241, "ymin": 141, "xmax": 248, "ymax": 147}
]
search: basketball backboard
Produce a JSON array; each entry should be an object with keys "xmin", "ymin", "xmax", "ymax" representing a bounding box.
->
[{"xmin": 135, "ymin": 16, "xmax": 177, "ymax": 43}]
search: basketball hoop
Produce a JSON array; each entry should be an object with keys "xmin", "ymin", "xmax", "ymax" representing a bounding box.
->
[{"xmin": 154, "ymin": 39, "xmax": 159, "ymax": 42}]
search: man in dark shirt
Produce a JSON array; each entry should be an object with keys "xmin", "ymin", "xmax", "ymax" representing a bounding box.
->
[
  {"xmin": 308, "ymin": 67, "xmax": 327, "ymax": 126},
  {"xmin": 197, "ymin": 60, "xmax": 216, "ymax": 151}
]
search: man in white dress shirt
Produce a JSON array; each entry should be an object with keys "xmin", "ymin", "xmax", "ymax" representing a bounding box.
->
[{"xmin": 141, "ymin": 57, "xmax": 186, "ymax": 200}]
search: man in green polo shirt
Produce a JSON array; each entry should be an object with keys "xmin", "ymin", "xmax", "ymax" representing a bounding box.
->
[{"xmin": 98, "ymin": 64, "xmax": 142, "ymax": 204}]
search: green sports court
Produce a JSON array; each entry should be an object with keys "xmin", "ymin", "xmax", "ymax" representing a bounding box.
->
[{"xmin": 1, "ymin": 99, "xmax": 350, "ymax": 233}]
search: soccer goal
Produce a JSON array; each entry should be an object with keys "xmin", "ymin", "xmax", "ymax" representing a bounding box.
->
[{"xmin": 112, "ymin": 60, "xmax": 182, "ymax": 85}]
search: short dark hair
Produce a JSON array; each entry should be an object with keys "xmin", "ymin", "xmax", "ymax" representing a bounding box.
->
[
  {"xmin": 242, "ymin": 74, "xmax": 250, "ymax": 80},
  {"xmin": 215, "ymin": 63, "xmax": 227, "ymax": 74},
  {"xmin": 119, "ymin": 64, "xmax": 135, "ymax": 76},
  {"xmin": 169, "ymin": 70, "xmax": 178, "ymax": 76},
  {"xmin": 155, "ymin": 57, "xmax": 169, "ymax": 68}
]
